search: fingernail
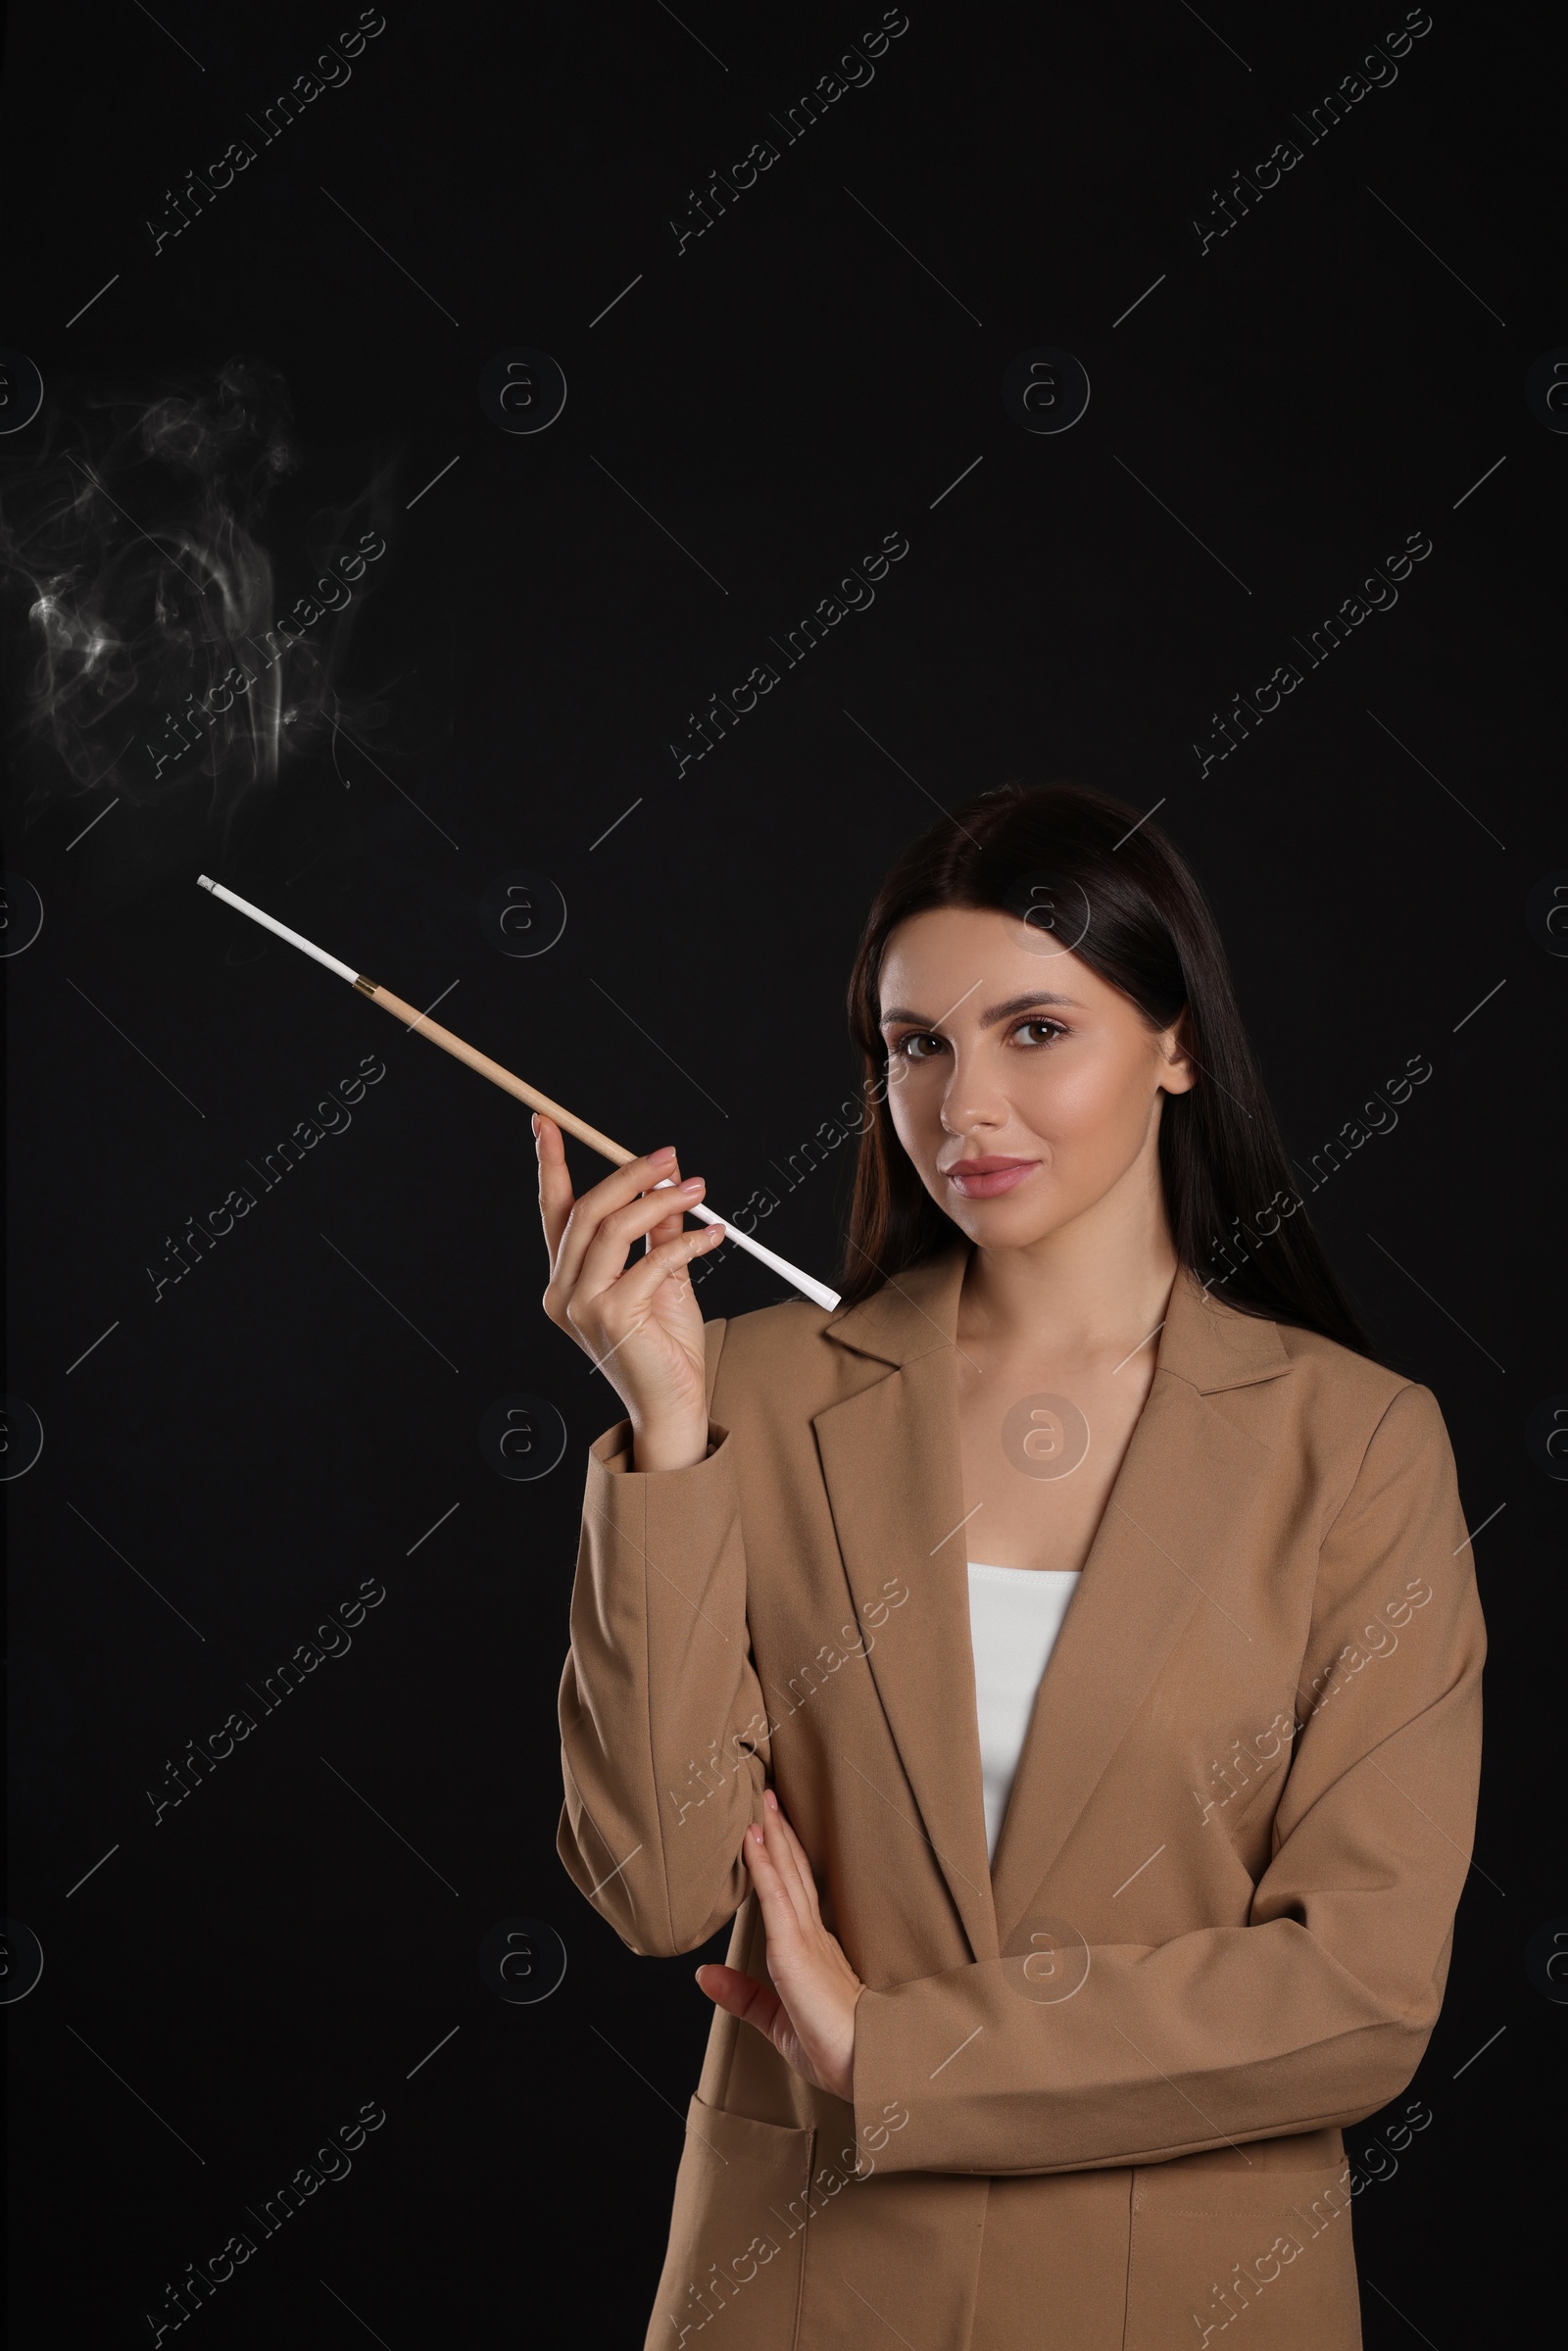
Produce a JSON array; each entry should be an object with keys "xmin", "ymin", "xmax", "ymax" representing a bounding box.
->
[
  {"xmin": 749, "ymin": 1825, "xmax": 763, "ymax": 1844},
  {"xmin": 650, "ymin": 1146, "xmax": 677, "ymax": 1163},
  {"xmin": 763, "ymin": 1788, "xmax": 778, "ymax": 1811},
  {"xmin": 679, "ymin": 1175, "xmax": 704, "ymax": 1192},
  {"xmin": 530, "ymin": 1113, "xmax": 539, "ymax": 1136}
]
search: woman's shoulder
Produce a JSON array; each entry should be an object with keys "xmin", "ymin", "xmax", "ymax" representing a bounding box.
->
[
  {"xmin": 702, "ymin": 1292, "xmax": 859, "ymax": 1420},
  {"xmin": 1265, "ymin": 1313, "xmax": 1453, "ymax": 1459},
  {"xmin": 1171, "ymin": 1273, "xmax": 1453, "ymax": 1464},
  {"xmin": 704, "ymin": 1294, "xmax": 841, "ymax": 1368}
]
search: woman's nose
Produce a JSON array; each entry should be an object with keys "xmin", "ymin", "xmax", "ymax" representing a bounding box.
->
[{"xmin": 940, "ymin": 1053, "xmax": 1006, "ymax": 1136}]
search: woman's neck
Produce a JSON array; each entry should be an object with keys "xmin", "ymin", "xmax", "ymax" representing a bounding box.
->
[{"xmin": 955, "ymin": 1159, "xmax": 1181, "ymax": 1369}]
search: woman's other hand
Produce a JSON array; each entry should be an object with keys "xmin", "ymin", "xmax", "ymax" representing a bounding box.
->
[
  {"xmin": 536, "ymin": 1115, "xmax": 725, "ymax": 1470},
  {"xmin": 695, "ymin": 1790, "xmax": 863, "ymax": 2103}
]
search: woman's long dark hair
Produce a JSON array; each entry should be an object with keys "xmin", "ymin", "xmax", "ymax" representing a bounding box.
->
[{"xmin": 839, "ymin": 781, "xmax": 1376, "ymax": 1357}]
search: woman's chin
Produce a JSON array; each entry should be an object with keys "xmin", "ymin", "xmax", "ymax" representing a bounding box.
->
[{"xmin": 941, "ymin": 1189, "xmax": 1059, "ymax": 1248}]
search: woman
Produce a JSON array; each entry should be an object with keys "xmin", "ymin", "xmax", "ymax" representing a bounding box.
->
[{"xmin": 540, "ymin": 783, "xmax": 1484, "ymax": 2351}]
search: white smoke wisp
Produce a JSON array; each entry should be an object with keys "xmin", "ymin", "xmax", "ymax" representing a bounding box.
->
[{"xmin": 0, "ymin": 357, "xmax": 392, "ymax": 841}]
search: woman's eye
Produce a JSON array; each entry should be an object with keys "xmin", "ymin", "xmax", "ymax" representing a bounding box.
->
[
  {"xmin": 892, "ymin": 1032, "xmax": 942, "ymax": 1061},
  {"xmin": 1014, "ymin": 1019, "xmax": 1066, "ymax": 1048}
]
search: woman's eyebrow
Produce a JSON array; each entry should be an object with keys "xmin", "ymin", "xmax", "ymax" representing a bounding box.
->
[{"xmin": 880, "ymin": 991, "xmax": 1085, "ymax": 1028}]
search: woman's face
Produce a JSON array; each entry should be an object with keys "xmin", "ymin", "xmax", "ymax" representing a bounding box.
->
[{"xmin": 876, "ymin": 904, "xmax": 1195, "ymax": 1250}]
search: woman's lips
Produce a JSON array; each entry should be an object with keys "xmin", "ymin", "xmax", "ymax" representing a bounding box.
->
[{"xmin": 945, "ymin": 1157, "xmax": 1040, "ymax": 1199}]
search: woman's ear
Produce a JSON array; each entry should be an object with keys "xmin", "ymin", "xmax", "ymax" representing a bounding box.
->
[{"xmin": 1157, "ymin": 1007, "xmax": 1199, "ymax": 1096}]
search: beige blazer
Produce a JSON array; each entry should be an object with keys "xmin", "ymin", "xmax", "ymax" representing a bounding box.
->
[{"xmin": 557, "ymin": 1241, "xmax": 1485, "ymax": 2350}]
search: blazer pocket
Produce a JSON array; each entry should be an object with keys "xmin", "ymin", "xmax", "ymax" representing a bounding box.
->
[{"xmin": 644, "ymin": 2094, "xmax": 817, "ymax": 2351}]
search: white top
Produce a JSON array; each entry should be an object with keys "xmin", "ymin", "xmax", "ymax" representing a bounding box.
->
[{"xmin": 966, "ymin": 1563, "xmax": 1081, "ymax": 1863}]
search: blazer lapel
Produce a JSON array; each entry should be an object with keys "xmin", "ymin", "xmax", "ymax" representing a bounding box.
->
[
  {"xmin": 814, "ymin": 1249, "xmax": 1299, "ymax": 1964},
  {"xmin": 813, "ymin": 1243, "xmax": 999, "ymax": 1963},
  {"xmin": 988, "ymin": 1272, "xmax": 1294, "ymax": 1943}
]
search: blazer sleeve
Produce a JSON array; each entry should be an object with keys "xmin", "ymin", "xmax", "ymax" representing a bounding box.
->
[
  {"xmin": 556, "ymin": 1321, "xmax": 771, "ymax": 1956},
  {"xmin": 852, "ymin": 1380, "xmax": 1488, "ymax": 2176}
]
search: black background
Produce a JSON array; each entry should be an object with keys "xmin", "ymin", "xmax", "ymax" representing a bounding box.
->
[{"xmin": 4, "ymin": 1, "xmax": 1562, "ymax": 2342}]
